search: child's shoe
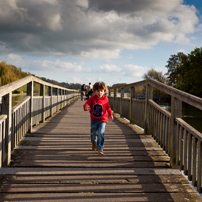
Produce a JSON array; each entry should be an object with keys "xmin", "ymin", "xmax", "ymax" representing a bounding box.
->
[
  {"xmin": 92, "ymin": 143, "xmax": 97, "ymax": 151},
  {"xmin": 98, "ymin": 150, "xmax": 104, "ymax": 155}
]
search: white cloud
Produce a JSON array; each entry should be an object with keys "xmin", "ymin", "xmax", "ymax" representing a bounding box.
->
[
  {"xmin": 47, "ymin": 14, "xmax": 63, "ymax": 31},
  {"xmin": 81, "ymin": 49, "xmax": 121, "ymax": 60},
  {"xmin": 7, "ymin": 54, "xmax": 23, "ymax": 63},
  {"xmin": 123, "ymin": 64, "xmax": 148, "ymax": 77},
  {"xmin": 100, "ymin": 64, "xmax": 122, "ymax": 72},
  {"xmin": 41, "ymin": 60, "xmax": 83, "ymax": 72},
  {"xmin": 0, "ymin": 0, "xmax": 200, "ymax": 59},
  {"xmin": 76, "ymin": 0, "xmax": 88, "ymax": 9}
]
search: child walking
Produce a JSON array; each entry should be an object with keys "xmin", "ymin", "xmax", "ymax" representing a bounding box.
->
[{"xmin": 83, "ymin": 82, "xmax": 113, "ymax": 155}]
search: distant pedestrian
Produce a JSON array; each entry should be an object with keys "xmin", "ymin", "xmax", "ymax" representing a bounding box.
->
[
  {"xmin": 80, "ymin": 84, "xmax": 86, "ymax": 101},
  {"xmin": 87, "ymin": 82, "xmax": 93, "ymax": 98},
  {"xmin": 83, "ymin": 81, "xmax": 113, "ymax": 155}
]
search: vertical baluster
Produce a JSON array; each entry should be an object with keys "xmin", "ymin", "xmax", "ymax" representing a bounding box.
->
[
  {"xmin": 144, "ymin": 82, "xmax": 153, "ymax": 135},
  {"xmin": 159, "ymin": 111, "xmax": 162, "ymax": 144},
  {"xmin": 0, "ymin": 122, "xmax": 2, "ymax": 167},
  {"xmin": 176, "ymin": 123, "xmax": 179, "ymax": 166},
  {"xmin": 170, "ymin": 96, "xmax": 182, "ymax": 168},
  {"xmin": 192, "ymin": 137, "xmax": 197, "ymax": 186},
  {"xmin": 120, "ymin": 88, "xmax": 124, "ymax": 118},
  {"xmin": 154, "ymin": 107, "xmax": 158, "ymax": 139},
  {"xmin": 149, "ymin": 103, "xmax": 152, "ymax": 134},
  {"xmin": 153, "ymin": 107, "xmax": 156, "ymax": 139},
  {"xmin": 27, "ymin": 81, "xmax": 33, "ymax": 133},
  {"xmin": 19, "ymin": 107, "xmax": 22, "ymax": 140},
  {"xmin": 157, "ymin": 110, "xmax": 160, "ymax": 143},
  {"xmin": 183, "ymin": 129, "xmax": 188, "ymax": 175},
  {"xmin": 188, "ymin": 133, "xmax": 192, "ymax": 181},
  {"xmin": 179, "ymin": 125, "xmax": 183, "ymax": 170},
  {"xmin": 2, "ymin": 93, "xmax": 12, "ymax": 166},
  {"xmin": 161, "ymin": 114, "xmax": 165, "ymax": 149},
  {"xmin": 11, "ymin": 112, "xmax": 14, "ymax": 151},
  {"xmin": 151, "ymin": 106, "xmax": 154, "ymax": 136},
  {"xmin": 197, "ymin": 139, "xmax": 202, "ymax": 193}
]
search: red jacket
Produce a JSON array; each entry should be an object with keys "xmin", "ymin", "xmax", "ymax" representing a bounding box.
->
[{"xmin": 83, "ymin": 94, "xmax": 113, "ymax": 122}]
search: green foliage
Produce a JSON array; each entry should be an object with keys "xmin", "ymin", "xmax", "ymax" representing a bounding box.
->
[
  {"xmin": 13, "ymin": 90, "xmax": 21, "ymax": 94},
  {"xmin": 0, "ymin": 62, "xmax": 81, "ymax": 92},
  {"xmin": 165, "ymin": 52, "xmax": 184, "ymax": 87},
  {"xmin": 111, "ymin": 83, "xmax": 130, "ymax": 93},
  {"xmin": 40, "ymin": 77, "xmax": 81, "ymax": 90},
  {"xmin": 143, "ymin": 68, "xmax": 167, "ymax": 96},
  {"xmin": 0, "ymin": 62, "xmax": 29, "ymax": 86},
  {"xmin": 143, "ymin": 68, "xmax": 167, "ymax": 83},
  {"xmin": 175, "ymin": 47, "xmax": 202, "ymax": 97}
]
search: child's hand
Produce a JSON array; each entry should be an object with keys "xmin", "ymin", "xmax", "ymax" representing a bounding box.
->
[
  {"xmin": 109, "ymin": 115, "xmax": 113, "ymax": 121},
  {"xmin": 84, "ymin": 105, "xmax": 90, "ymax": 111}
]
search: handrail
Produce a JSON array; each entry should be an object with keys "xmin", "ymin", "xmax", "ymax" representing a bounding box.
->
[
  {"xmin": 147, "ymin": 79, "xmax": 202, "ymax": 110},
  {"xmin": 108, "ymin": 78, "xmax": 202, "ymax": 193},
  {"xmin": 0, "ymin": 75, "xmax": 79, "ymax": 168},
  {"xmin": 0, "ymin": 75, "xmax": 76, "ymax": 97}
]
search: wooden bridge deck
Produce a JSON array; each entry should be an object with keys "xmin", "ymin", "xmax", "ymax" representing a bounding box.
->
[{"xmin": 0, "ymin": 99, "xmax": 201, "ymax": 201}]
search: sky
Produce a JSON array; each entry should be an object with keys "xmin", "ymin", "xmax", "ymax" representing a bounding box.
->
[{"xmin": 0, "ymin": 0, "xmax": 202, "ymax": 86}]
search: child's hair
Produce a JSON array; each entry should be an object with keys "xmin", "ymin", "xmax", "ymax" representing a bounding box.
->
[{"xmin": 93, "ymin": 82, "xmax": 108, "ymax": 93}]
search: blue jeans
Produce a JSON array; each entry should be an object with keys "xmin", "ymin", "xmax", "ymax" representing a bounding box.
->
[{"xmin": 91, "ymin": 121, "xmax": 106, "ymax": 150}]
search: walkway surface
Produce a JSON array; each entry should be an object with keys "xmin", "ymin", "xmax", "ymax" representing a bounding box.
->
[{"xmin": 0, "ymin": 99, "xmax": 201, "ymax": 201}]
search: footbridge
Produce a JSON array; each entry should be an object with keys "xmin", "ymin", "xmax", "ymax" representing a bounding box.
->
[{"xmin": 0, "ymin": 76, "xmax": 202, "ymax": 201}]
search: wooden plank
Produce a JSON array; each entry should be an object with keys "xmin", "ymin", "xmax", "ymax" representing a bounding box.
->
[
  {"xmin": 0, "ymin": 100, "xmax": 201, "ymax": 202},
  {"xmin": 1, "ymin": 174, "xmax": 188, "ymax": 184},
  {"xmin": 0, "ymin": 183, "xmax": 197, "ymax": 193},
  {"xmin": 0, "ymin": 193, "xmax": 201, "ymax": 202}
]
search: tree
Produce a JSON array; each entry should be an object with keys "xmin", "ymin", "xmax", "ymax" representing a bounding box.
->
[
  {"xmin": 165, "ymin": 52, "xmax": 184, "ymax": 87},
  {"xmin": 176, "ymin": 47, "xmax": 202, "ymax": 97},
  {"xmin": 143, "ymin": 68, "xmax": 168, "ymax": 97},
  {"xmin": 143, "ymin": 68, "xmax": 167, "ymax": 83}
]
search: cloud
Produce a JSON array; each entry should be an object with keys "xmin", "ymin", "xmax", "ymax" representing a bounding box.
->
[
  {"xmin": 99, "ymin": 64, "xmax": 122, "ymax": 72},
  {"xmin": 6, "ymin": 53, "xmax": 23, "ymax": 65},
  {"xmin": 0, "ymin": 0, "xmax": 200, "ymax": 59},
  {"xmin": 41, "ymin": 60, "xmax": 83, "ymax": 72},
  {"xmin": 81, "ymin": 49, "xmax": 121, "ymax": 60},
  {"xmin": 122, "ymin": 64, "xmax": 148, "ymax": 77},
  {"xmin": 7, "ymin": 53, "xmax": 23, "ymax": 62}
]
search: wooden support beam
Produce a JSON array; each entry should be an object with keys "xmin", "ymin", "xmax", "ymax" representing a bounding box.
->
[
  {"xmin": 170, "ymin": 96, "xmax": 182, "ymax": 168},
  {"xmin": 2, "ymin": 93, "xmax": 12, "ymax": 166},
  {"xmin": 144, "ymin": 83, "xmax": 153, "ymax": 134}
]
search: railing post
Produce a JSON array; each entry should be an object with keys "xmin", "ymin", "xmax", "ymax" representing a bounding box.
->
[
  {"xmin": 129, "ymin": 87, "xmax": 135, "ymax": 123},
  {"xmin": 109, "ymin": 89, "xmax": 111, "ymax": 97},
  {"xmin": 144, "ymin": 82, "xmax": 153, "ymax": 134},
  {"xmin": 120, "ymin": 88, "xmax": 124, "ymax": 118},
  {"xmin": 170, "ymin": 96, "xmax": 182, "ymax": 168},
  {"xmin": 48, "ymin": 86, "xmax": 53, "ymax": 117},
  {"xmin": 56, "ymin": 88, "xmax": 59, "ymax": 112},
  {"xmin": 2, "ymin": 92, "xmax": 12, "ymax": 166},
  {"xmin": 59, "ymin": 89, "xmax": 61, "ymax": 110},
  {"xmin": 197, "ymin": 139, "xmax": 202, "ymax": 193},
  {"xmin": 27, "ymin": 81, "xmax": 33, "ymax": 133},
  {"xmin": 113, "ymin": 89, "xmax": 116, "ymax": 113},
  {"xmin": 40, "ymin": 84, "xmax": 45, "ymax": 123}
]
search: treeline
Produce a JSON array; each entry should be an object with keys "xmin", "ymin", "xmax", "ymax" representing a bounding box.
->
[
  {"xmin": 40, "ymin": 77, "xmax": 81, "ymax": 90},
  {"xmin": 0, "ymin": 62, "xmax": 30, "ymax": 86},
  {"xmin": 142, "ymin": 47, "xmax": 202, "ymax": 98},
  {"xmin": 165, "ymin": 47, "xmax": 202, "ymax": 97},
  {"xmin": 0, "ymin": 62, "xmax": 81, "ymax": 90}
]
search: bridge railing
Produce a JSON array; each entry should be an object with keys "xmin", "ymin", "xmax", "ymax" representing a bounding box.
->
[
  {"xmin": 108, "ymin": 79, "xmax": 202, "ymax": 193},
  {"xmin": 0, "ymin": 75, "xmax": 79, "ymax": 168}
]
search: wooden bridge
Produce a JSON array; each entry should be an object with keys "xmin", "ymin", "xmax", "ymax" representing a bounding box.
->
[{"xmin": 0, "ymin": 76, "xmax": 202, "ymax": 201}]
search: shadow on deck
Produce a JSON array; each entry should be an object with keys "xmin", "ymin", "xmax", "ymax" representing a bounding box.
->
[{"xmin": 0, "ymin": 100, "xmax": 201, "ymax": 201}]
